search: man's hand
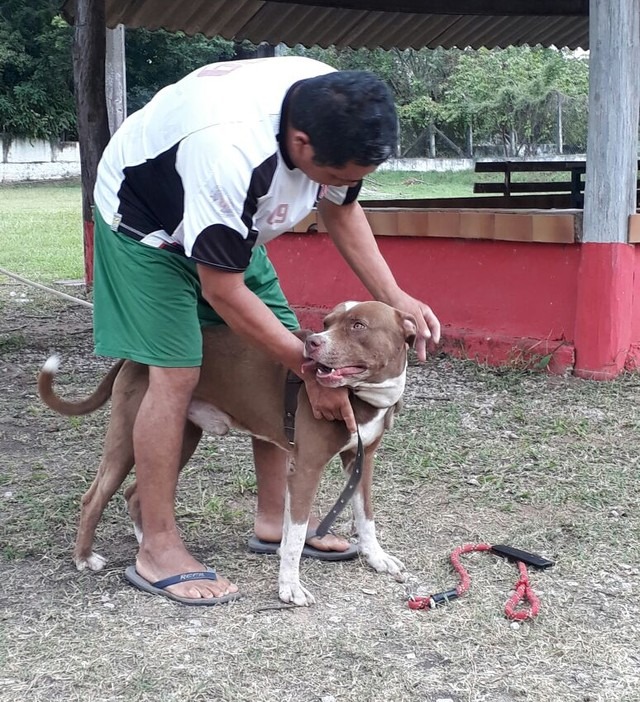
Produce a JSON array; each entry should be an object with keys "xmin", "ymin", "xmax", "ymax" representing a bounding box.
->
[
  {"xmin": 302, "ymin": 375, "xmax": 357, "ymax": 434},
  {"xmin": 387, "ymin": 291, "xmax": 441, "ymax": 362}
]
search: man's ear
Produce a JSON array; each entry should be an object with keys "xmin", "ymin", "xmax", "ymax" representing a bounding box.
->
[
  {"xmin": 290, "ymin": 128, "xmax": 311, "ymax": 150},
  {"xmin": 287, "ymin": 128, "xmax": 313, "ymax": 167}
]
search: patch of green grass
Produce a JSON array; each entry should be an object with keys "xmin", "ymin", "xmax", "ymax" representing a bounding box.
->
[
  {"xmin": 0, "ymin": 180, "xmax": 84, "ymax": 283},
  {"xmin": 362, "ymin": 169, "xmax": 478, "ymax": 200},
  {"xmin": 233, "ymin": 472, "xmax": 257, "ymax": 495},
  {"xmin": 0, "ymin": 333, "xmax": 28, "ymax": 352},
  {"xmin": 66, "ymin": 415, "xmax": 85, "ymax": 430}
]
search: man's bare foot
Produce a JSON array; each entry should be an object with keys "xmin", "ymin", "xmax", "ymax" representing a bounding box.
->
[
  {"xmin": 136, "ymin": 533, "xmax": 239, "ymax": 601},
  {"xmin": 254, "ymin": 512, "xmax": 352, "ymax": 553}
]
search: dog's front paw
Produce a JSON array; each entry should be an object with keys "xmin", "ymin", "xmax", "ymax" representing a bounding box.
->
[
  {"xmin": 362, "ymin": 549, "xmax": 407, "ymax": 582},
  {"xmin": 279, "ymin": 581, "xmax": 316, "ymax": 606},
  {"xmin": 75, "ymin": 552, "xmax": 107, "ymax": 572}
]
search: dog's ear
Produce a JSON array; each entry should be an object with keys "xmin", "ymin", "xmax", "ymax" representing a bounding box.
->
[{"xmin": 400, "ymin": 313, "xmax": 418, "ymax": 348}]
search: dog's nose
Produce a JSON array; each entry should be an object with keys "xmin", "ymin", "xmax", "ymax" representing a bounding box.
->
[{"xmin": 305, "ymin": 335, "xmax": 323, "ymax": 351}]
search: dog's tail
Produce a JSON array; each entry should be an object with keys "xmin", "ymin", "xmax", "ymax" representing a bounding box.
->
[{"xmin": 37, "ymin": 356, "xmax": 125, "ymax": 416}]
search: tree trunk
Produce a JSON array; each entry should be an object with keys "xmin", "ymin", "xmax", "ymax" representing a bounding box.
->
[
  {"xmin": 428, "ymin": 123, "xmax": 436, "ymax": 158},
  {"xmin": 434, "ymin": 126, "xmax": 465, "ymax": 157},
  {"xmin": 555, "ymin": 92, "xmax": 564, "ymax": 155},
  {"xmin": 73, "ymin": 0, "xmax": 111, "ymax": 287}
]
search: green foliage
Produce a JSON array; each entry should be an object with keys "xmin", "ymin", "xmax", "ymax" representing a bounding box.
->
[
  {"xmin": 443, "ymin": 46, "xmax": 589, "ymax": 156},
  {"xmin": 125, "ymin": 29, "xmax": 235, "ymax": 113},
  {"xmin": 0, "ymin": 1, "xmax": 75, "ymax": 139}
]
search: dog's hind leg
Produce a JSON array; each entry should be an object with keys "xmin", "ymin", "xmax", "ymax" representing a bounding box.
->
[
  {"xmin": 74, "ymin": 424, "xmax": 136, "ymax": 571},
  {"xmin": 74, "ymin": 364, "xmax": 147, "ymax": 571},
  {"xmin": 123, "ymin": 420, "xmax": 203, "ymax": 544}
]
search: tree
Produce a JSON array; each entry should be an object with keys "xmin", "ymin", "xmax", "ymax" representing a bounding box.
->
[
  {"xmin": 443, "ymin": 47, "xmax": 589, "ymax": 156},
  {"xmin": 0, "ymin": 0, "xmax": 76, "ymax": 139},
  {"xmin": 0, "ymin": 3, "xmax": 237, "ymax": 139}
]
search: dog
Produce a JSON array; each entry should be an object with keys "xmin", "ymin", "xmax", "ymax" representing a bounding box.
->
[{"xmin": 38, "ymin": 300, "xmax": 416, "ymax": 606}]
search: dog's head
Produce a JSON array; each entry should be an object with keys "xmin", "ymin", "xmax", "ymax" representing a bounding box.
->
[{"xmin": 301, "ymin": 301, "xmax": 416, "ymax": 391}]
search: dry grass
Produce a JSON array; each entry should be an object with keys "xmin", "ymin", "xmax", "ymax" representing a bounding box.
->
[{"xmin": 1, "ymin": 282, "xmax": 639, "ymax": 702}]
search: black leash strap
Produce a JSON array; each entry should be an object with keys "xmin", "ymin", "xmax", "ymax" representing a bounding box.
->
[
  {"xmin": 314, "ymin": 428, "xmax": 363, "ymax": 539},
  {"xmin": 283, "ymin": 375, "xmax": 365, "ymax": 537},
  {"xmin": 284, "ymin": 371, "xmax": 304, "ymax": 446}
]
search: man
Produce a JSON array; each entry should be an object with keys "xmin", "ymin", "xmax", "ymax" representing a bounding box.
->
[{"xmin": 93, "ymin": 55, "xmax": 440, "ymax": 604}]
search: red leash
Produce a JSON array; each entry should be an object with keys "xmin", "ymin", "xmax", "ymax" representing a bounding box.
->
[{"xmin": 408, "ymin": 543, "xmax": 553, "ymax": 621}]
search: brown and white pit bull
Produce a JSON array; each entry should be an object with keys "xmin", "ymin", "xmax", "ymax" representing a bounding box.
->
[{"xmin": 38, "ymin": 300, "xmax": 416, "ymax": 606}]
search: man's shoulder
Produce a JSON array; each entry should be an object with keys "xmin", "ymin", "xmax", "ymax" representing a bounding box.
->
[{"xmin": 187, "ymin": 55, "xmax": 335, "ymax": 88}]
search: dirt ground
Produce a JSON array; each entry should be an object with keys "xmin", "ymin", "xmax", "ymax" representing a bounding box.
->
[{"xmin": 1, "ymin": 280, "xmax": 639, "ymax": 702}]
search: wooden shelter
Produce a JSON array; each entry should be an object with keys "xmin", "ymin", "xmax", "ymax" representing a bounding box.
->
[{"xmin": 67, "ymin": 0, "xmax": 640, "ymax": 379}]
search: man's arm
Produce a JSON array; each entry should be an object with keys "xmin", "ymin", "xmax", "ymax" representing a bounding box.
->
[
  {"xmin": 197, "ymin": 264, "xmax": 357, "ymax": 433},
  {"xmin": 318, "ymin": 198, "xmax": 441, "ymax": 361}
]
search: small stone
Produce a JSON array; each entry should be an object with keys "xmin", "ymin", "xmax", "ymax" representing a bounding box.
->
[
  {"xmin": 361, "ymin": 588, "xmax": 377, "ymax": 595},
  {"xmin": 103, "ymin": 602, "xmax": 115, "ymax": 609},
  {"xmin": 510, "ymin": 621, "xmax": 520, "ymax": 630},
  {"xmin": 406, "ymin": 652, "xmax": 416, "ymax": 660},
  {"xmin": 3, "ymin": 491, "xmax": 13, "ymax": 498}
]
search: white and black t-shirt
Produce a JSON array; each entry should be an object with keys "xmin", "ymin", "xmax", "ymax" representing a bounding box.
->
[{"xmin": 94, "ymin": 56, "xmax": 361, "ymax": 272}]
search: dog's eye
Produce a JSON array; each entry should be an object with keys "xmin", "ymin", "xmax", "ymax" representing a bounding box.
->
[{"xmin": 352, "ymin": 320, "xmax": 366, "ymax": 330}]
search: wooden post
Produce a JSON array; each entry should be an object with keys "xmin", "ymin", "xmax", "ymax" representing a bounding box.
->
[
  {"xmin": 106, "ymin": 24, "xmax": 127, "ymax": 134},
  {"xmin": 72, "ymin": 0, "xmax": 111, "ymax": 288},
  {"xmin": 574, "ymin": 0, "xmax": 640, "ymax": 378}
]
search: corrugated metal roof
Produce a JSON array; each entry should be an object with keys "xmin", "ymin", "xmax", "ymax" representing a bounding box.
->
[{"xmin": 64, "ymin": 0, "xmax": 591, "ymax": 51}]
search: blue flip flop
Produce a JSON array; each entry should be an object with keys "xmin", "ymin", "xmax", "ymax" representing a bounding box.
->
[
  {"xmin": 247, "ymin": 535, "xmax": 359, "ymax": 561},
  {"xmin": 124, "ymin": 565, "xmax": 242, "ymax": 606}
]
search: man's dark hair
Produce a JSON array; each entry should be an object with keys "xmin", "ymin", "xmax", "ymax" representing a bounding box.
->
[{"xmin": 288, "ymin": 71, "xmax": 397, "ymax": 168}]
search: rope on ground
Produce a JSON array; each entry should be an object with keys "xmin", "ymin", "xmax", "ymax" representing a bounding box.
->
[
  {"xmin": 408, "ymin": 542, "xmax": 545, "ymax": 621},
  {"xmin": 0, "ymin": 266, "xmax": 93, "ymax": 309}
]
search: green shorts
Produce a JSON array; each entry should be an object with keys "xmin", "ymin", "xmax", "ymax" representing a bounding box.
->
[{"xmin": 92, "ymin": 210, "xmax": 298, "ymax": 367}]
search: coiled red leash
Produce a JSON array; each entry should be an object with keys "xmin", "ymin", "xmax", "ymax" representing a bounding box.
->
[{"xmin": 408, "ymin": 543, "xmax": 554, "ymax": 621}]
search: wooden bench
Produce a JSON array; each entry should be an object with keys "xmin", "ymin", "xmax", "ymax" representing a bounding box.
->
[
  {"xmin": 474, "ymin": 159, "xmax": 640, "ymax": 209},
  {"xmin": 474, "ymin": 160, "xmax": 587, "ymax": 208}
]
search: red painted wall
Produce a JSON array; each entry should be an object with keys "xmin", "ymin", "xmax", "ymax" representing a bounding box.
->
[
  {"xmin": 632, "ymin": 245, "xmax": 640, "ymax": 340},
  {"xmin": 267, "ymin": 232, "xmax": 640, "ymax": 376},
  {"xmin": 268, "ymin": 232, "xmax": 581, "ymax": 348}
]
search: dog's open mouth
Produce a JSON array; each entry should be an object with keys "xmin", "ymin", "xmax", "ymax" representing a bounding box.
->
[{"xmin": 302, "ymin": 358, "xmax": 366, "ymax": 385}]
